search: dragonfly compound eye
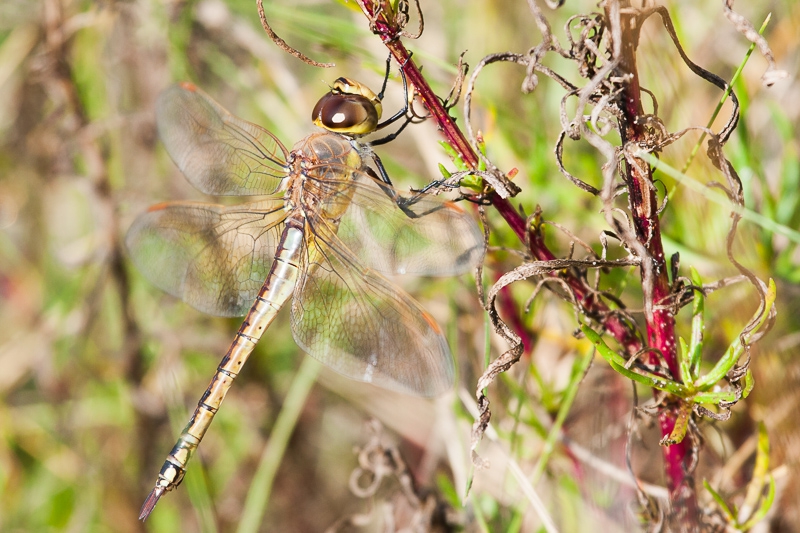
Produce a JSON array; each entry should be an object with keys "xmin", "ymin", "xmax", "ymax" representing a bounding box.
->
[{"xmin": 312, "ymin": 78, "xmax": 383, "ymax": 136}]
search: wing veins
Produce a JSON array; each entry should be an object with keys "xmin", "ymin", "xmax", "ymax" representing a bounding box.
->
[
  {"xmin": 304, "ymin": 217, "xmax": 405, "ymax": 350},
  {"xmin": 222, "ymin": 121, "xmax": 288, "ymax": 171},
  {"xmin": 196, "ymin": 206, "xmax": 286, "ymax": 261}
]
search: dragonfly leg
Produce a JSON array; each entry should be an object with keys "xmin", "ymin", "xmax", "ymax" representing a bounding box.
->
[
  {"xmin": 374, "ymin": 55, "xmax": 411, "ymax": 133},
  {"xmin": 362, "ymin": 153, "xmax": 419, "ymax": 218},
  {"xmin": 364, "ymin": 152, "xmax": 455, "ymax": 220},
  {"xmin": 369, "ymin": 114, "xmax": 414, "ymax": 147},
  {"xmin": 376, "ymin": 53, "xmax": 393, "ymax": 102}
]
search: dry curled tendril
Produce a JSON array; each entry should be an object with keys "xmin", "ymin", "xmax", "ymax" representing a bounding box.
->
[
  {"xmin": 467, "ymin": 1, "xmax": 779, "ymax": 465},
  {"xmin": 256, "ymin": 0, "xmax": 334, "ymax": 67},
  {"xmin": 326, "ymin": 420, "xmax": 451, "ymax": 532}
]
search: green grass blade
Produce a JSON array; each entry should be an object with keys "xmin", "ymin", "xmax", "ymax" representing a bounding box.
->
[
  {"xmin": 530, "ymin": 341, "xmax": 594, "ymax": 482},
  {"xmin": 682, "ymin": 14, "xmax": 772, "ymax": 173},
  {"xmin": 236, "ymin": 357, "xmax": 320, "ymax": 533}
]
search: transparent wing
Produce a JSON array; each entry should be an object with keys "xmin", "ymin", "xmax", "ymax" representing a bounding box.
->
[
  {"xmin": 157, "ymin": 83, "xmax": 290, "ymax": 196},
  {"xmin": 290, "ymin": 218, "xmax": 455, "ymax": 397},
  {"xmin": 126, "ymin": 199, "xmax": 287, "ymax": 317},
  {"xmin": 304, "ymin": 164, "xmax": 484, "ymax": 277}
]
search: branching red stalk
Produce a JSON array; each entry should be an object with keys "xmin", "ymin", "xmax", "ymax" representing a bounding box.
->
[
  {"xmin": 359, "ymin": 0, "xmax": 696, "ymax": 525},
  {"xmin": 613, "ymin": 4, "xmax": 698, "ymax": 525},
  {"xmin": 359, "ymin": 2, "xmax": 641, "ymax": 354}
]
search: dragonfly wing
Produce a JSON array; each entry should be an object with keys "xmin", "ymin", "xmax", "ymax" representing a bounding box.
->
[
  {"xmin": 126, "ymin": 199, "xmax": 287, "ymax": 317},
  {"xmin": 305, "ymin": 165, "xmax": 484, "ymax": 277},
  {"xmin": 157, "ymin": 83, "xmax": 290, "ymax": 196},
  {"xmin": 290, "ymin": 218, "xmax": 455, "ymax": 397}
]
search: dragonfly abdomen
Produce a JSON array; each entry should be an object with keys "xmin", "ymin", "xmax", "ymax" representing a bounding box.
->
[
  {"xmin": 188, "ymin": 221, "xmax": 304, "ymax": 435},
  {"xmin": 139, "ymin": 220, "xmax": 305, "ymax": 518}
]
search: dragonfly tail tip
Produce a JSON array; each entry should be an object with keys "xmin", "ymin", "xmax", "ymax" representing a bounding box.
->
[{"xmin": 139, "ymin": 486, "xmax": 166, "ymax": 521}]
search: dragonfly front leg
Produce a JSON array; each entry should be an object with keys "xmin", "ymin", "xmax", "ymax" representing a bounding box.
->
[
  {"xmin": 139, "ymin": 222, "xmax": 304, "ymax": 520},
  {"xmin": 365, "ymin": 153, "xmax": 458, "ymax": 219}
]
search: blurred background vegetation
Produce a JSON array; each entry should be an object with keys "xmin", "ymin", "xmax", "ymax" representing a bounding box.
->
[{"xmin": 0, "ymin": 0, "xmax": 798, "ymax": 531}]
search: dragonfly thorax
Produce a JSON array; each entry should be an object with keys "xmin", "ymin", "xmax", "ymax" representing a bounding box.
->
[
  {"xmin": 291, "ymin": 131, "xmax": 362, "ymax": 171},
  {"xmin": 287, "ymin": 132, "xmax": 362, "ymax": 221},
  {"xmin": 312, "ymin": 77, "xmax": 383, "ymax": 136}
]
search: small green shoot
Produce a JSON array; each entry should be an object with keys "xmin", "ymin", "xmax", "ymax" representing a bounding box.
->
[
  {"xmin": 678, "ymin": 337, "xmax": 693, "ymax": 386},
  {"xmin": 703, "ymin": 423, "xmax": 775, "ymax": 530},
  {"xmin": 582, "ymin": 275, "xmax": 776, "ymax": 445},
  {"xmin": 581, "ymin": 325, "xmax": 691, "ymax": 396},
  {"xmin": 689, "ymin": 267, "xmax": 705, "ymax": 379},
  {"xmin": 739, "ymin": 422, "xmax": 775, "ymax": 527},
  {"xmin": 439, "ymin": 139, "xmax": 491, "ymax": 193},
  {"xmin": 704, "ymin": 481, "xmax": 735, "ymax": 522}
]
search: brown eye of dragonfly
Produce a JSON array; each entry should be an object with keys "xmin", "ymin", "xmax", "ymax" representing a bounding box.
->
[{"xmin": 311, "ymin": 77, "xmax": 383, "ymax": 136}]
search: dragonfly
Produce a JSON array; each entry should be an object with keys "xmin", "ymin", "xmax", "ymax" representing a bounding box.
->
[{"xmin": 127, "ymin": 75, "xmax": 484, "ymax": 520}]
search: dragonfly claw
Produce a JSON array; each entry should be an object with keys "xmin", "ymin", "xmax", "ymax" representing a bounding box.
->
[{"xmin": 139, "ymin": 485, "xmax": 166, "ymax": 521}]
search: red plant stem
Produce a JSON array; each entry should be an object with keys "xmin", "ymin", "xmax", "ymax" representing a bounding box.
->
[
  {"xmin": 359, "ymin": 0, "xmax": 694, "ymax": 521},
  {"xmin": 613, "ymin": 4, "xmax": 697, "ymax": 525},
  {"xmin": 366, "ymin": 21, "xmax": 642, "ymax": 353}
]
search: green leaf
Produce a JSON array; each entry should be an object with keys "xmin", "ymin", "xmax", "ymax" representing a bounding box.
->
[
  {"xmin": 704, "ymin": 480, "xmax": 735, "ymax": 521},
  {"xmin": 581, "ymin": 325, "xmax": 690, "ymax": 396},
  {"xmin": 689, "ymin": 267, "xmax": 705, "ymax": 379},
  {"xmin": 678, "ymin": 337, "xmax": 693, "ymax": 386},
  {"xmin": 695, "ymin": 279, "xmax": 776, "ymax": 391},
  {"xmin": 659, "ymin": 401, "xmax": 691, "ymax": 446},
  {"xmin": 740, "ymin": 475, "xmax": 775, "ymax": 530},
  {"xmin": 439, "ymin": 140, "xmax": 467, "ymax": 170},
  {"xmin": 738, "ymin": 422, "xmax": 772, "ymax": 527},
  {"xmin": 743, "ymin": 370, "xmax": 755, "ymax": 398}
]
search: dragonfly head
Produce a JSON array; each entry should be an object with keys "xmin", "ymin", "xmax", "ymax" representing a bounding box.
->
[{"xmin": 312, "ymin": 77, "xmax": 383, "ymax": 137}]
